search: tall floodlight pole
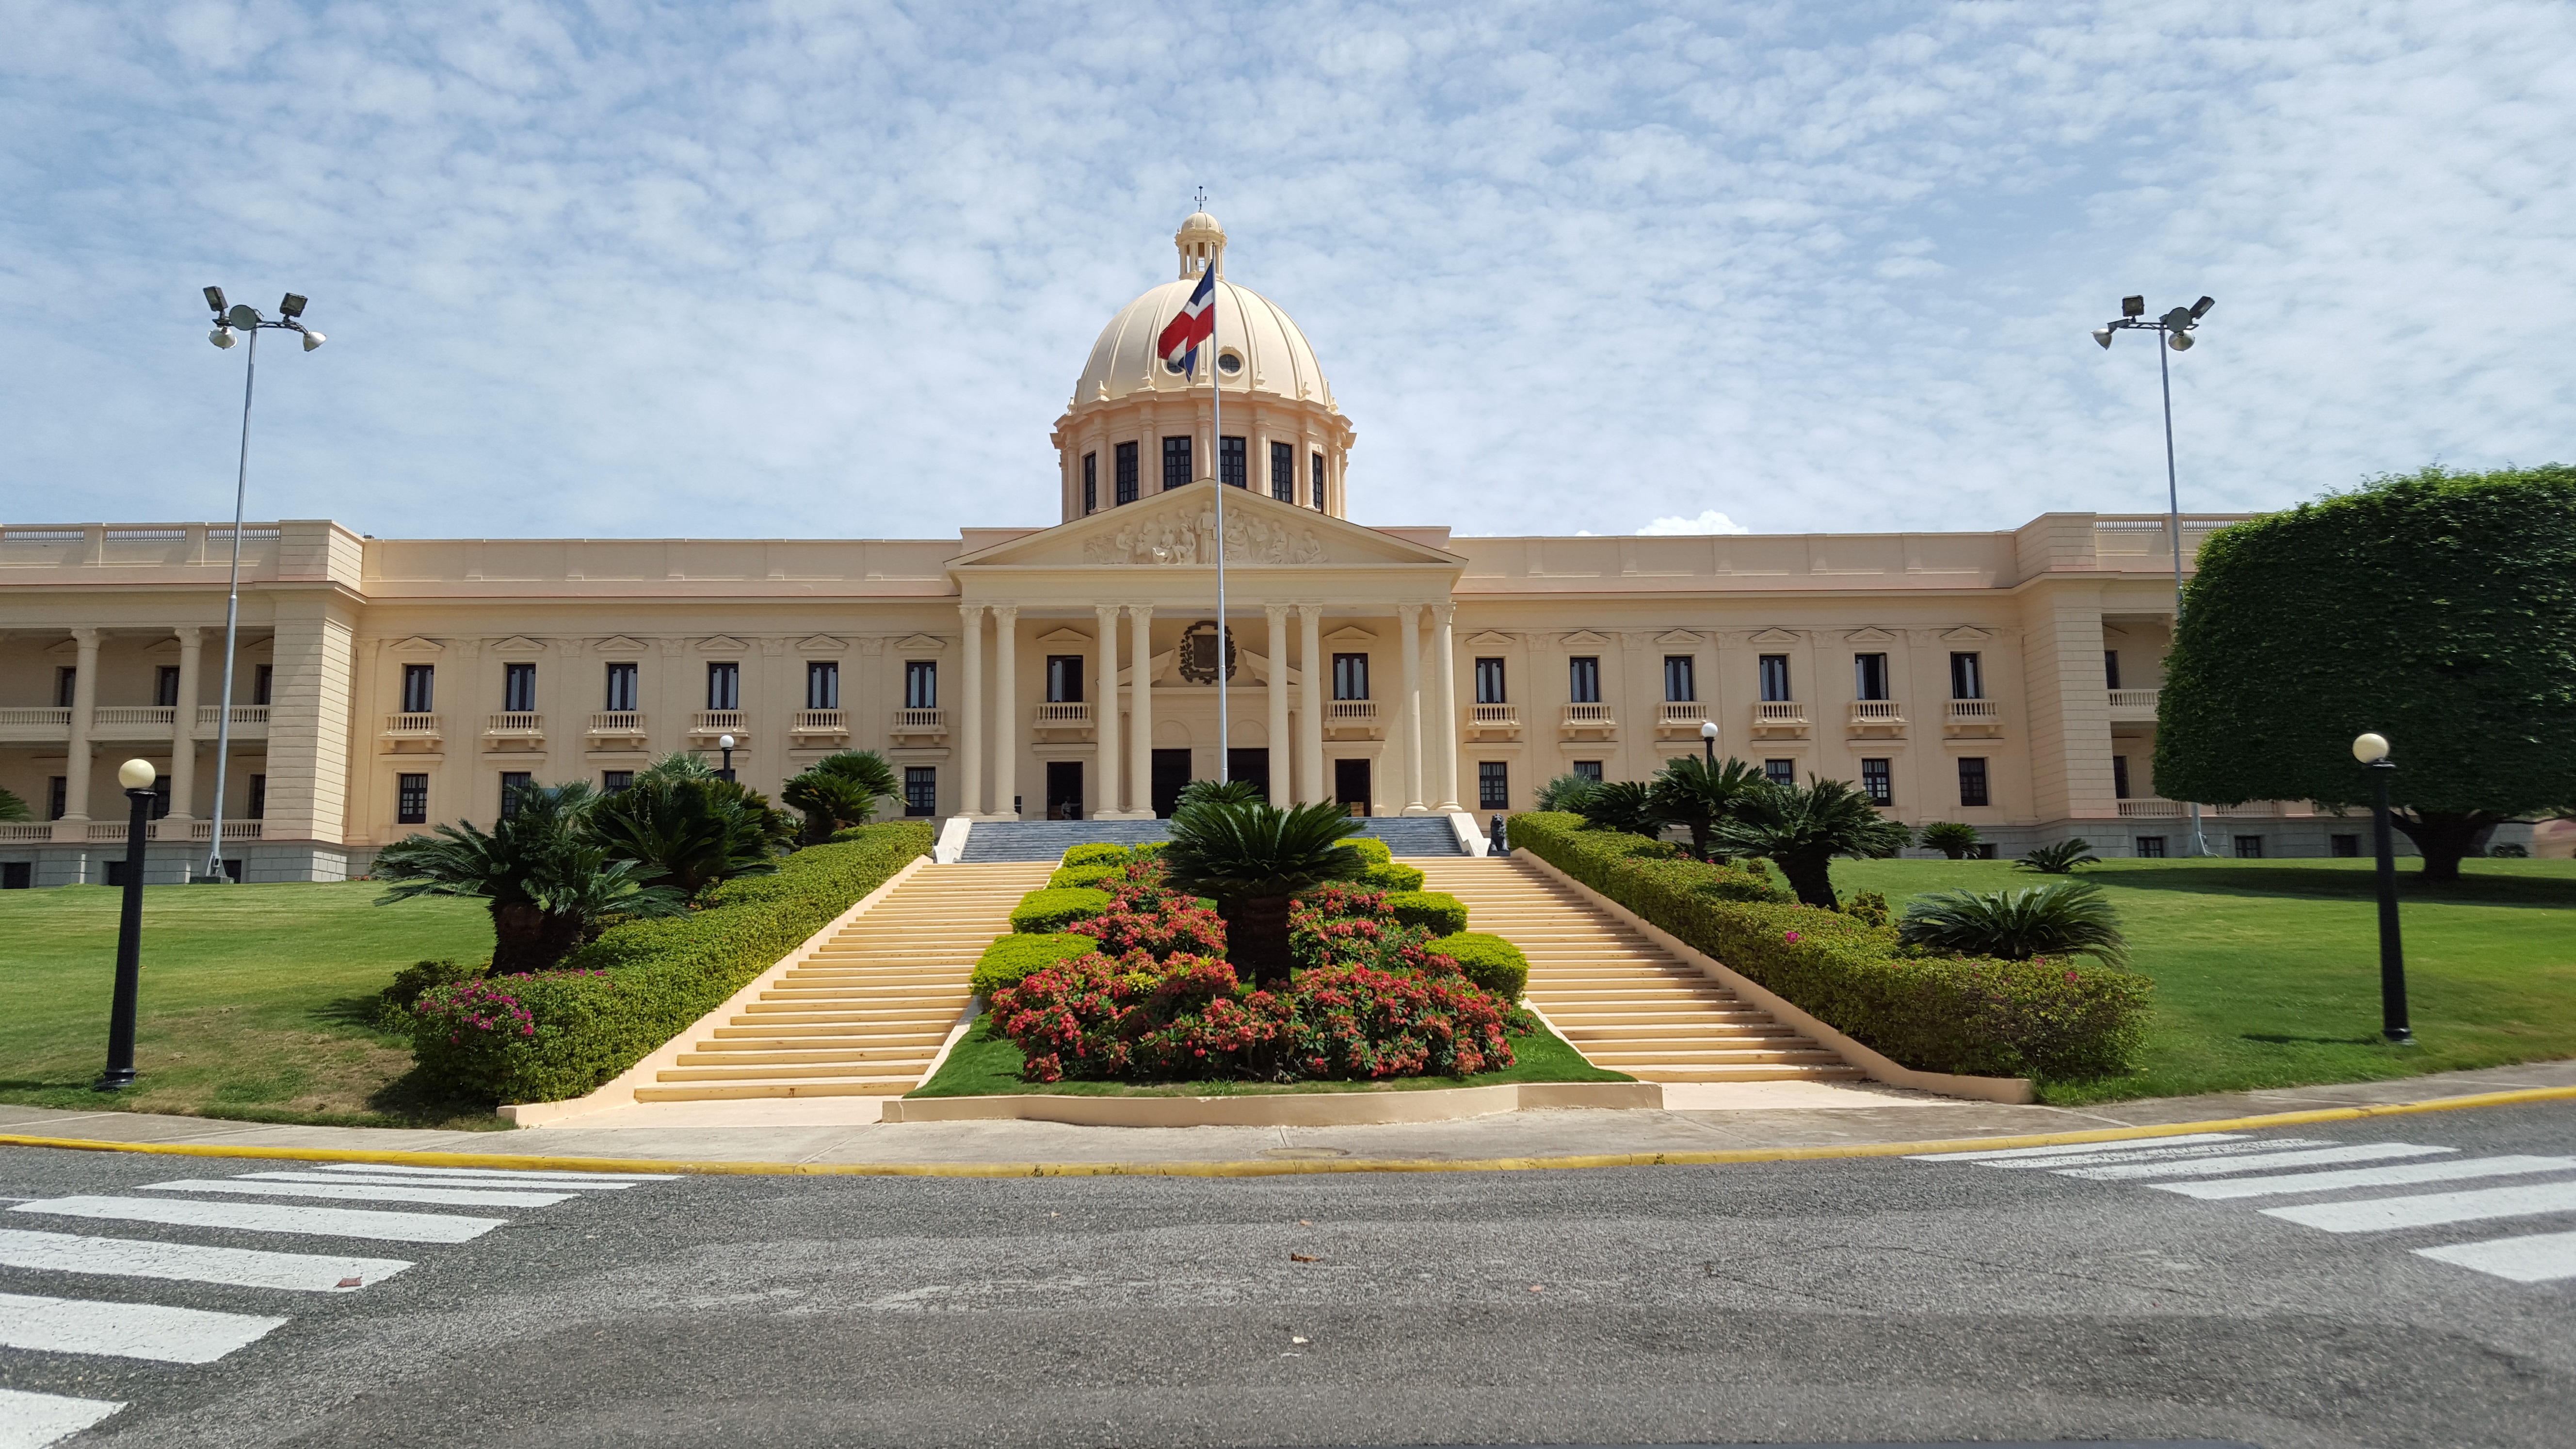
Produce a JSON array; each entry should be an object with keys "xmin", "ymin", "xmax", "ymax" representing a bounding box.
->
[
  {"xmin": 2093, "ymin": 293, "xmax": 2213, "ymax": 855},
  {"xmin": 199, "ymin": 288, "xmax": 324, "ymax": 883}
]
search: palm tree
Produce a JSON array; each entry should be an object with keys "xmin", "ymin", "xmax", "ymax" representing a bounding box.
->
[
  {"xmin": 1651, "ymin": 755, "xmax": 1768, "ymax": 860},
  {"xmin": 1708, "ymin": 777, "xmax": 1913, "ymax": 908},
  {"xmin": 1534, "ymin": 774, "xmax": 1601, "ymax": 813},
  {"xmin": 374, "ymin": 782, "xmax": 686, "ymax": 971},
  {"xmin": 1175, "ymin": 778, "xmax": 1266, "ymax": 809},
  {"xmin": 1898, "ymin": 879, "xmax": 2130, "ymax": 967},
  {"xmin": 1158, "ymin": 799, "xmax": 1365, "ymax": 985},
  {"xmin": 0, "ymin": 787, "xmax": 29, "ymax": 822},
  {"xmin": 1918, "ymin": 821, "xmax": 1983, "ymax": 860},
  {"xmin": 586, "ymin": 773, "xmax": 781, "ymax": 900},
  {"xmin": 2017, "ymin": 839, "xmax": 2102, "ymax": 874},
  {"xmin": 1575, "ymin": 780, "xmax": 1669, "ymax": 837},
  {"xmin": 783, "ymin": 750, "xmax": 896, "ymax": 844}
]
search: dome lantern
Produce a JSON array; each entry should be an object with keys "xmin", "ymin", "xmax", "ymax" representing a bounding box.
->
[{"xmin": 1176, "ymin": 210, "xmax": 1226, "ymax": 280}]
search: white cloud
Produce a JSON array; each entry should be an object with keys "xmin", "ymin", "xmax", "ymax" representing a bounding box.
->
[
  {"xmin": 0, "ymin": 2, "xmax": 2567, "ymax": 542},
  {"xmin": 1639, "ymin": 510, "xmax": 1752, "ymax": 536}
]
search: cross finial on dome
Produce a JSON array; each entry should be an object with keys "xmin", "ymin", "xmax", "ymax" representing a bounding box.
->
[{"xmin": 1176, "ymin": 205, "xmax": 1225, "ymax": 280}]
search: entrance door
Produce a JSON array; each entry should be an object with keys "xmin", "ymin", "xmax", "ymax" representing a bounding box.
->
[
  {"xmin": 1046, "ymin": 761, "xmax": 1084, "ymax": 821},
  {"xmin": 1334, "ymin": 757, "xmax": 1372, "ymax": 817},
  {"xmin": 1226, "ymin": 748, "xmax": 1270, "ymax": 801},
  {"xmin": 1151, "ymin": 748, "xmax": 1193, "ymax": 819}
]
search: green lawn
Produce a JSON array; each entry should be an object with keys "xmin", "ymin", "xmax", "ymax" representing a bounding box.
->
[
  {"xmin": 1832, "ymin": 856, "xmax": 2576, "ymax": 1104},
  {"xmin": 0, "ymin": 882, "xmax": 502, "ymax": 1128},
  {"xmin": 909, "ymin": 1015, "xmax": 1629, "ymax": 1098}
]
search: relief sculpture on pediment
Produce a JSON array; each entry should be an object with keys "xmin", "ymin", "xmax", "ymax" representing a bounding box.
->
[{"xmin": 1083, "ymin": 502, "xmax": 1328, "ymax": 566}]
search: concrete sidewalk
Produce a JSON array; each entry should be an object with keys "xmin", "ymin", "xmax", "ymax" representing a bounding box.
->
[{"xmin": 4, "ymin": 1059, "xmax": 2571, "ymax": 1170}]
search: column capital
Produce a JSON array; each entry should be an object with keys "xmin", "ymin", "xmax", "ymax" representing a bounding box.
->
[
  {"xmin": 1430, "ymin": 602, "xmax": 1455, "ymax": 626},
  {"xmin": 173, "ymin": 625, "xmax": 203, "ymax": 646},
  {"xmin": 69, "ymin": 627, "xmax": 99, "ymax": 647},
  {"xmin": 1396, "ymin": 601, "xmax": 1424, "ymax": 625},
  {"xmin": 957, "ymin": 600, "xmax": 987, "ymax": 619},
  {"xmin": 1262, "ymin": 601, "xmax": 1291, "ymax": 622},
  {"xmin": 989, "ymin": 603, "xmax": 1020, "ymax": 626},
  {"xmin": 1094, "ymin": 602, "xmax": 1122, "ymax": 620},
  {"xmin": 1125, "ymin": 601, "xmax": 1154, "ymax": 617}
]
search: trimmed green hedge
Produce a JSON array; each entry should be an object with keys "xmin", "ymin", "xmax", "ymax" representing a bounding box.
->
[
  {"xmin": 1505, "ymin": 811, "xmax": 2151, "ymax": 1080},
  {"xmin": 1431, "ymin": 931, "xmax": 1528, "ymax": 1001},
  {"xmin": 1010, "ymin": 887, "xmax": 1113, "ymax": 933},
  {"xmin": 1358, "ymin": 861, "xmax": 1425, "ymax": 891},
  {"xmin": 1343, "ymin": 837, "xmax": 1393, "ymax": 867},
  {"xmin": 1385, "ymin": 890, "xmax": 1468, "ymax": 936},
  {"xmin": 1047, "ymin": 863, "xmax": 1122, "ymax": 890},
  {"xmin": 1061, "ymin": 842, "xmax": 1130, "ymax": 869},
  {"xmin": 411, "ymin": 823, "xmax": 933, "ymax": 1104},
  {"xmin": 969, "ymin": 932, "xmax": 1097, "ymax": 997}
]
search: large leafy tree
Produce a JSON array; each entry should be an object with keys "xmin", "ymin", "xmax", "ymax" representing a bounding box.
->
[
  {"xmin": 374, "ymin": 782, "xmax": 685, "ymax": 971},
  {"xmin": 2155, "ymin": 466, "xmax": 2576, "ymax": 881},
  {"xmin": 1650, "ymin": 755, "xmax": 1768, "ymax": 860},
  {"xmin": 1158, "ymin": 799, "xmax": 1364, "ymax": 985},
  {"xmin": 1709, "ymin": 778, "xmax": 1912, "ymax": 908}
]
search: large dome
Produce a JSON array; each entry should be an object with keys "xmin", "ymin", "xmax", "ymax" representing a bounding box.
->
[{"xmin": 1073, "ymin": 276, "xmax": 1336, "ymax": 410}]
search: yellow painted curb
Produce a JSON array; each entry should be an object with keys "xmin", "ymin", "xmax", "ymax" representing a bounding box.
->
[{"xmin": 3, "ymin": 1083, "xmax": 2571, "ymax": 1178}]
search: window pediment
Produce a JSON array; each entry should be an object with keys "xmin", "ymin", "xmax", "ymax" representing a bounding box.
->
[
  {"xmin": 1746, "ymin": 628, "xmax": 1802, "ymax": 645},
  {"xmin": 696, "ymin": 636, "xmax": 748, "ymax": 653},
  {"xmin": 490, "ymin": 635, "xmax": 548, "ymax": 656},
  {"xmin": 891, "ymin": 634, "xmax": 947, "ymax": 652},
  {"xmin": 594, "ymin": 635, "xmax": 648, "ymax": 654}
]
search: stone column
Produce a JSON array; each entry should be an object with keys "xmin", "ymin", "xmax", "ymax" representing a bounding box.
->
[
  {"xmin": 1094, "ymin": 604, "xmax": 1121, "ymax": 820},
  {"xmin": 1127, "ymin": 605, "xmax": 1155, "ymax": 815},
  {"xmin": 1431, "ymin": 603, "xmax": 1462, "ymax": 812},
  {"xmin": 58, "ymin": 628, "xmax": 101, "ymax": 835},
  {"xmin": 167, "ymin": 627, "xmax": 203, "ymax": 821},
  {"xmin": 1299, "ymin": 603, "xmax": 1326, "ymax": 805},
  {"xmin": 1398, "ymin": 603, "xmax": 1427, "ymax": 815},
  {"xmin": 957, "ymin": 602, "xmax": 985, "ymax": 818},
  {"xmin": 991, "ymin": 604, "xmax": 1020, "ymax": 821},
  {"xmin": 1264, "ymin": 603, "xmax": 1292, "ymax": 806}
]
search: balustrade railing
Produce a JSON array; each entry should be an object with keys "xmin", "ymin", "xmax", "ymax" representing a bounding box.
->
[
  {"xmin": 92, "ymin": 707, "xmax": 177, "ymax": 728},
  {"xmin": 0, "ymin": 708, "xmax": 73, "ymax": 727},
  {"xmin": 1658, "ymin": 702, "xmax": 1706, "ymax": 725},
  {"xmin": 2108, "ymin": 688, "xmax": 2161, "ymax": 714},
  {"xmin": 1849, "ymin": 700, "xmax": 1905, "ymax": 724},
  {"xmin": 486, "ymin": 712, "xmax": 544, "ymax": 735},
  {"xmin": 587, "ymin": 711, "xmax": 646, "ymax": 735},
  {"xmin": 1030, "ymin": 703, "xmax": 1092, "ymax": 726},
  {"xmin": 1327, "ymin": 701, "xmax": 1378, "ymax": 722},
  {"xmin": 1560, "ymin": 703, "xmax": 1615, "ymax": 728},
  {"xmin": 197, "ymin": 705, "xmax": 269, "ymax": 726},
  {"xmin": 1755, "ymin": 701, "xmax": 1807, "ymax": 724},
  {"xmin": 383, "ymin": 712, "xmax": 442, "ymax": 736},
  {"xmin": 0, "ymin": 822, "xmax": 53, "ymax": 842},
  {"xmin": 889, "ymin": 708, "xmax": 948, "ymax": 732},
  {"xmin": 1468, "ymin": 703, "xmax": 1519, "ymax": 726},
  {"xmin": 690, "ymin": 711, "xmax": 746, "ymax": 733},
  {"xmin": 1947, "ymin": 699, "xmax": 1999, "ymax": 721},
  {"xmin": 2116, "ymin": 799, "xmax": 2185, "ymax": 817}
]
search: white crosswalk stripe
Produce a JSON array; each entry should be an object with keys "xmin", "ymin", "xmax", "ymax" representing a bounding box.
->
[
  {"xmin": 12, "ymin": 1194, "xmax": 505, "ymax": 1243},
  {"xmin": 0, "ymin": 1228, "xmax": 412, "ymax": 1291},
  {"xmin": 139, "ymin": 1176, "xmax": 578, "ymax": 1208},
  {"xmin": 311, "ymin": 1162, "xmax": 675, "ymax": 1182},
  {"xmin": 0, "ymin": 1290, "xmax": 286, "ymax": 1364},
  {"xmin": 0, "ymin": 1386, "xmax": 125, "ymax": 1448},
  {"xmin": 270, "ymin": 1170, "xmax": 638, "ymax": 1191},
  {"xmin": 1910, "ymin": 1129, "xmax": 2576, "ymax": 1288}
]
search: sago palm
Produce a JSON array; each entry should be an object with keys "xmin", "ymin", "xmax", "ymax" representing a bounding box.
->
[
  {"xmin": 1534, "ymin": 773, "xmax": 1601, "ymax": 813},
  {"xmin": 0, "ymin": 787, "xmax": 29, "ymax": 822},
  {"xmin": 783, "ymin": 755, "xmax": 887, "ymax": 845},
  {"xmin": 375, "ymin": 781, "xmax": 682, "ymax": 971},
  {"xmin": 1707, "ymin": 777, "xmax": 1913, "ymax": 908},
  {"xmin": 1159, "ymin": 799, "xmax": 1365, "ymax": 984},
  {"xmin": 2017, "ymin": 838, "xmax": 2102, "ymax": 874},
  {"xmin": 1651, "ymin": 755, "xmax": 1768, "ymax": 860},
  {"xmin": 1576, "ymin": 780, "xmax": 1669, "ymax": 838},
  {"xmin": 1897, "ymin": 879, "xmax": 2130, "ymax": 967},
  {"xmin": 585, "ymin": 773, "xmax": 780, "ymax": 900},
  {"xmin": 1918, "ymin": 821, "xmax": 1983, "ymax": 860}
]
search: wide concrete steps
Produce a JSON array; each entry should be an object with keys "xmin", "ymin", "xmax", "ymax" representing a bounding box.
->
[
  {"xmin": 1415, "ymin": 856, "xmax": 1864, "ymax": 1085},
  {"xmin": 631, "ymin": 860, "xmax": 1052, "ymax": 1103}
]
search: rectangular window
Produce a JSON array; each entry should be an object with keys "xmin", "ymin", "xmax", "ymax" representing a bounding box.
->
[
  {"xmin": 1270, "ymin": 440, "xmax": 1294, "ymax": 501},
  {"xmin": 1573, "ymin": 760, "xmax": 1604, "ymax": 783},
  {"xmin": 1662, "ymin": 655, "xmax": 1696, "ymax": 703},
  {"xmin": 2235, "ymin": 835, "xmax": 2265, "ymax": 859},
  {"xmin": 1764, "ymin": 758, "xmax": 1795, "ymax": 787},
  {"xmin": 903, "ymin": 766, "xmax": 937, "ymax": 817},
  {"xmin": 502, "ymin": 661, "xmax": 538, "ymax": 713},
  {"xmin": 499, "ymin": 772, "xmax": 531, "ymax": 820},
  {"xmin": 155, "ymin": 665, "xmax": 181, "ymax": 708},
  {"xmin": 56, "ymin": 667, "xmax": 77, "ymax": 708},
  {"xmin": 401, "ymin": 664, "xmax": 435, "ymax": 714},
  {"xmin": 396, "ymin": 773, "xmax": 428, "ymax": 824},
  {"xmin": 246, "ymin": 773, "xmax": 266, "ymax": 821},
  {"xmin": 806, "ymin": 661, "xmax": 839, "ymax": 710},
  {"xmin": 48, "ymin": 776, "xmax": 67, "ymax": 820},
  {"xmin": 1310, "ymin": 451, "xmax": 1326, "ymax": 509},
  {"xmin": 706, "ymin": 661, "xmax": 740, "ymax": 710},
  {"xmin": 1958, "ymin": 757, "xmax": 1990, "ymax": 807},
  {"xmin": 1082, "ymin": 451, "xmax": 1098, "ymax": 514},
  {"xmin": 1568, "ymin": 657, "xmax": 1601, "ymax": 704},
  {"xmin": 1478, "ymin": 760, "xmax": 1510, "ymax": 810},
  {"xmin": 2112, "ymin": 755, "xmax": 2132, "ymax": 799},
  {"xmin": 1860, "ymin": 758, "xmax": 1893, "ymax": 806},
  {"xmin": 2331, "ymin": 834, "xmax": 2361, "ymax": 857},
  {"xmin": 905, "ymin": 661, "xmax": 937, "ymax": 710},
  {"xmin": 1333, "ymin": 653, "xmax": 1370, "ymax": 701},
  {"xmin": 1473, "ymin": 657, "xmax": 1507, "ymax": 705},
  {"xmin": 1115, "ymin": 441, "xmax": 1139, "ymax": 504},
  {"xmin": 1758, "ymin": 655, "xmax": 1791, "ymax": 703},
  {"xmin": 1950, "ymin": 652, "xmax": 1983, "ymax": 700},
  {"xmin": 1161, "ymin": 435, "xmax": 1192, "ymax": 490},
  {"xmin": 604, "ymin": 662, "xmax": 639, "ymax": 711},
  {"xmin": 601, "ymin": 771, "xmax": 633, "ymax": 795},
  {"xmin": 1, "ymin": 863, "xmax": 28, "ymax": 889},
  {"xmin": 1854, "ymin": 653, "xmax": 1890, "ymax": 701},
  {"xmin": 1219, "ymin": 435, "xmax": 1246, "ymax": 488},
  {"xmin": 252, "ymin": 663, "xmax": 273, "ymax": 707},
  {"xmin": 1974, "ymin": 843, "xmax": 1999, "ymax": 860},
  {"xmin": 2135, "ymin": 835, "xmax": 2168, "ymax": 858},
  {"xmin": 1046, "ymin": 655, "xmax": 1085, "ymax": 704},
  {"xmin": 148, "ymin": 778, "xmax": 171, "ymax": 820},
  {"xmin": 2104, "ymin": 650, "xmax": 2124, "ymax": 691}
]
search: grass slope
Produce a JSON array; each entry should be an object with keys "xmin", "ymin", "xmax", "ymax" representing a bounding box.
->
[
  {"xmin": 0, "ymin": 882, "xmax": 499, "ymax": 1127},
  {"xmin": 909, "ymin": 1015, "xmax": 1628, "ymax": 1098},
  {"xmin": 1832, "ymin": 857, "xmax": 2576, "ymax": 1104}
]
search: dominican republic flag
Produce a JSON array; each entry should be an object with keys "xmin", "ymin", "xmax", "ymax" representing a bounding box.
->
[{"xmin": 1156, "ymin": 267, "xmax": 1218, "ymax": 377}]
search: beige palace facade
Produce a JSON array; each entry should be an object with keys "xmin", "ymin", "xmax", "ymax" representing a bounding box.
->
[{"xmin": 2, "ymin": 211, "xmax": 2348, "ymax": 887}]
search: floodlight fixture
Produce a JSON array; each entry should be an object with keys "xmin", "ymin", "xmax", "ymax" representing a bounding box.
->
[
  {"xmin": 2092, "ymin": 325, "xmax": 2116, "ymax": 349},
  {"xmin": 225, "ymin": 303, "xmax": 260, "ymax": 330},
  {"xmin": 302, "ymin": 330, "xmax": 325, "ymax": 352},
  {"xmin": 2190, "ymin": 295, "xmax": 2215, "ymax": 319},
  {"xmin": 2122, "ymin": 295, "xmax": 2146, "ymax": 318},
  {"xmin": 279, "ymin": 293, "xmax": 307, "ymax": 318},
  {"xmin": 209, "ymin": 328, "xmax": 237, "ymax": 349},
  {"xmin": 203, "ymin": 286, "xmax": 227, "ymax": 313},
  {"xmin": 2167, "ymin": 330, "xmax": 2193, "ymax": 352}
]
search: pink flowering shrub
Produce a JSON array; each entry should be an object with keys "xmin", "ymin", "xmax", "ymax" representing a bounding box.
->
[
  {"xmin": 411, "ymin": 970, "xmax": 610, "ymax": 1099},
  {"xmin": 1068, "ymin": 899, "xmax": 1229, "ymax": 961},
  {"xmin": 1288, "ymin": 963, "xmax": 1513, "ymax": 1079}
]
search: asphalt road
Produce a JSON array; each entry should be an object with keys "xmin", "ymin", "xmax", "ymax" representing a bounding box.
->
[{"xmin": 1, "ymin": 1102, "xmax": 2570, "ymax": 1449}]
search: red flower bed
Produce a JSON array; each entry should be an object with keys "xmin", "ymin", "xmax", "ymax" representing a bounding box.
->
[{"xmin": 1067, "ymin": 899, "xmax": 1228, "ymax": 961}]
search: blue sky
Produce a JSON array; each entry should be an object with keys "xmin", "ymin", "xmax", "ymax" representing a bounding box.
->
[{"xmin": 3, "ymin": 1, "xmax": 2570, "ymax": 541}]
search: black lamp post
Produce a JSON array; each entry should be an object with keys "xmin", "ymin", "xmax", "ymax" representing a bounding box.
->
[
  {"xmin": 718, "ymin": 733, "xmax": 737, "ymax": 784},
  {"xmin": 98, "ymin": 758, "xmax": 158, "ymax": 1091},
  {"xmin": 1700, "ymin": 719, "xmax": 1719, "ymax": 766},
  {"xmin": 2352, "ymin": 732, "xmax": 2412, "ymax": 1045}
]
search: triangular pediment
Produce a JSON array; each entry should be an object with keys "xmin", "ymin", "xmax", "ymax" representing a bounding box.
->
[
  {"xmin": 490, "ymin": 635, "xmax": 547, "ymax": 655},
  {"xmin": 695, "ymin": 635, "xmax": 748, "ymax": 653},
  {"xmin": 1034, "ymin": 627, "xmax": 1093, "ymax": 645},
  {"xmin": 796, "ymin": 635, "xmax": 846, "ymax": 652},
  {"xmin": 1324, "ymin": 625, "xmax": 1378, "ymax": 644},
  {"xmin": 1653, "ymin": 629, "xmax": 1704, "ymax": 646},
  {"xmin": 1845, "ymin": 627, "xmax": 1896, "ymax": 644},
  {"xmin": 1463, "ymin": 631, "xmax": 1515, "ymax": 648},
  {"xmin": 891, "ymin": 634, "xmax": 947, "ymax": 652},
  {"xmin": 1747, "ymin": 628, "xmax": 1802, "ymax": 645},
  {"xmin": 1560, "ymin": 629, "xmax": 1613, "ymax": 647},
  {"xmin": 386, "ymin": 636, "xmax": 445, "ymax": 656},
  {"xmin": 949, "ymin": 483, "xmax": 1464, "ymax": 570},
  {"xmin": 595, "ymin": 635, "xmax": 647, "ymax": 654},
  {"xmin": 1940, "ymin": 627, "xmax": 1991, "ymax": 643}
]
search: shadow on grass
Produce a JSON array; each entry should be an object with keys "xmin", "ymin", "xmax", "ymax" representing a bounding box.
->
[
  {"xmin": 364, "ymin": 1063, "xmax": 512, "ymax": 1130},
  {"xmin": 2091, "ymin": 865, "xmax": 2576, "ymax": 908},
  {"xmin": 2241, "ymin": 1032, "xmax": 2385, "ymax": 1046},
  {"xmin": 312, "ymin": 993, "xmax": 402, "ymax": 1035}
]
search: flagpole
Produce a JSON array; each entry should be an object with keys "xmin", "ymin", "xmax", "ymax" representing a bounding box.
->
[{"xmin": 1212, "ymin": 246, "xmax": 1228, "ymax": 786}]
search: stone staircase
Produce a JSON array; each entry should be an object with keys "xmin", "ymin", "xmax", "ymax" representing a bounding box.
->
[
  {"xmin": 958, "ymin": 814, "xmax": 1466, "ymax": 862},
  {"xmin": 630, "ymin": 862, "xmax": 1053, "ymax": 1102},
  {"xmin": 1414, "ymin": 857, "xmax": 1865, "ymax": 1084}
]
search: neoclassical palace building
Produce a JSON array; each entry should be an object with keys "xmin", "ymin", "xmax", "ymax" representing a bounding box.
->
[{"xmin": 3, "ymin": 211, "xmax": 2336, "ymax": 887}]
